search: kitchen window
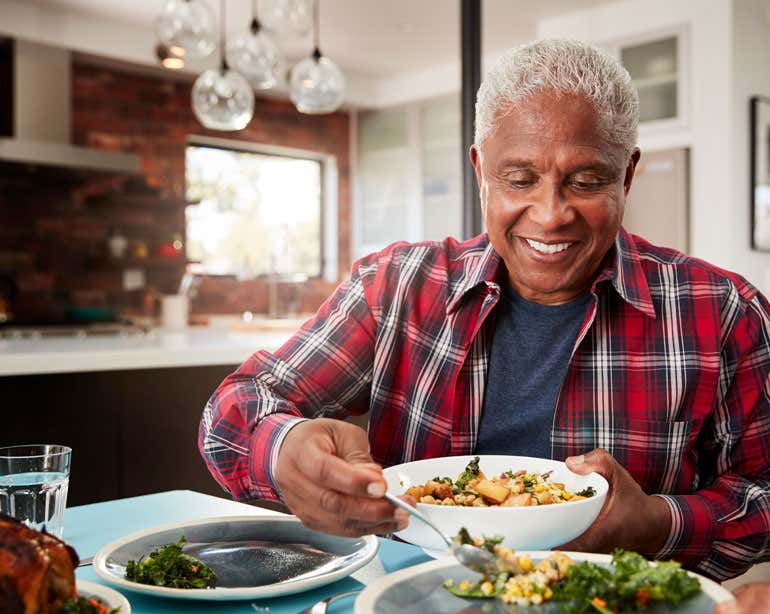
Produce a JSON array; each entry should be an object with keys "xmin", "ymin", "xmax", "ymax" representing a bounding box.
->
[{"xmin": 185, "ymin": 141, "xmax": 326, "ymax": 278}]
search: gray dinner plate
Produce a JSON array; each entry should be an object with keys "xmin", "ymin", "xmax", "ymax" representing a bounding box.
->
[
  {"xmin": 355, "ymin": 553, "xmax": 732, "ymax": 613},
  {"xmin": 93, "ymin": 515, "xmax": 378, "ymax": 600}
]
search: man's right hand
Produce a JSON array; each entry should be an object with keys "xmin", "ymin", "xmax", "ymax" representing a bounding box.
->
[{"xmin": 273, "ymin": 418, "xmax": 408, "ymax": 537}]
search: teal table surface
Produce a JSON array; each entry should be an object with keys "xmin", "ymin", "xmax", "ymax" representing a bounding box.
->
[{"xmin": 68, "ymin": 490, "xmax": 431, "ymax": 614}]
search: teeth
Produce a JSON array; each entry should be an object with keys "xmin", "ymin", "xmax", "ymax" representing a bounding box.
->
[{"xmin": 525, "ymin": 239, "xmax": 573, "ymax": 254}]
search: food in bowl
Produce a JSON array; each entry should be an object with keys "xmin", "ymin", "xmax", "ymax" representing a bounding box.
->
[
  {"xmin": 445, "ymin": 534, "xmax": 574, "ymax": 606},
  {"xmin": 444, "ymin": 530, "xmax": 702, "ymax": 611},
  {"xmin": 383, "ymin": 455, "xmax": 609, "ymax": 551},
  {"xmin": 404, "ymin": 456, "xmax": 596, "ymax": 507}
]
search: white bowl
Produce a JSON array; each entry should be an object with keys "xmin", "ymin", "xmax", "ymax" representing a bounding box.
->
[{"xmin": 383, "ymin": 455, "xmax": 608, "ymax": 552}]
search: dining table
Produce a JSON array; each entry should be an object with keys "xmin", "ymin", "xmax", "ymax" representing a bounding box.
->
[{"xmin": 68, "ymin": 489, "xmax": 432, "ymax": 613}]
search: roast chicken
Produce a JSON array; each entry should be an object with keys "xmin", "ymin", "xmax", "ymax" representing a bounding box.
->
[{"xmin": 0, "ymin": 513, "xmax": 79, "ymax": 614}]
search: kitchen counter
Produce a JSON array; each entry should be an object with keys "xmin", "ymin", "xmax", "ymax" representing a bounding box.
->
[{"xmin": 0, "ymin": 327, "xmax": 294, "ymax": 376}]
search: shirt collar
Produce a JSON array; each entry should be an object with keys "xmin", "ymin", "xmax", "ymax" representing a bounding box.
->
[
  {"xmin": 446, "ymin": 229, "xmax": 656, "ymax": 319},
  {"xmin": 446, "ymin": 236, "xmax": 502, "ymax": 314},
  {"xmin": 603, "ymin": 228, "xmax": 656, "ymax": 319}
]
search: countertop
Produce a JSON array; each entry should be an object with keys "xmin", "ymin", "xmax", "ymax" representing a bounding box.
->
[{"xmin": 0, "ymin": 326, "xmax": 295, "ymax": 376}]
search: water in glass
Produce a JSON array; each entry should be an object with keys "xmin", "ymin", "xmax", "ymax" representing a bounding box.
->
[{"xmin": 0, "ymin": 445, "xmax": 71, "ymax": 538}]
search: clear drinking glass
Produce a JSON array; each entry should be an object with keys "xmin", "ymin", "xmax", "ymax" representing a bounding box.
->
[{"xmin": 0, "ymin": 444, "xmax": 71, "ymax": 538}]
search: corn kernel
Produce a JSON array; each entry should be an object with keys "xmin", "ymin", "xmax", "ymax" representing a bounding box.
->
[
  {"xmin": 531, "ymin": 593, "xmax": 543, "ymax": 605},
  {"xmin": 519, "ymin": 557, "xmax": 532, "ymax": 570},
  {"xmin": 481, "ymin": 581, "xmax": 494, "ymax": 596}
]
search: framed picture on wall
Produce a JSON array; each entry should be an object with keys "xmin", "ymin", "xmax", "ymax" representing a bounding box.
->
[{"xmin": 751, "ymin": 96, "xmax": 770, "ymax": 250}]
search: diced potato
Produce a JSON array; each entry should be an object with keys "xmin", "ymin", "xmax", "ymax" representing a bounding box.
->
[
  {"xmin": 476, "ymin": 480, "xmax": 511, "ymax": 505},
  {"xmin": 502, "ymin": 492, "xmax": 533, "ymax": 507},
  {"xmin": 405, "ymin": 485, "xmax": 424, "ymax": 499},
  {"xmin": 420, "ymin": 495, "xmax": 436, "ymax": 504},
  {"xmin": 475, "ymin": 479, "xmax": 511, "ymax": 505},
  {"xmin": 423, "ymin": 480, "xmax": 440, "ymax": 496},
  {"xmin": 536, "ymin": 491, "xmax": 555, "ymax": 504}
]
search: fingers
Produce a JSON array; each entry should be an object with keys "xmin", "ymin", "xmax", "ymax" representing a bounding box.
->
[
  {"xmin": 296, "ymin": 442, "xmax": 385, "ymax": 497},
  {"xmin": 273, "ymin": 419, "xmax": 400, "ymax": 537},
  {"xmin": 566, "ymin": 448, "xmax": 617, "ymax": 480},
  {"xmin": 715, "ymin": 598, "xmax": 743, "ymax": 614}
]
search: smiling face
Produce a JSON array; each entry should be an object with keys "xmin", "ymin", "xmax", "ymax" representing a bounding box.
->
[{"xmin": 471, "ymin": 92, "xmax": 640, "ymax": 305}]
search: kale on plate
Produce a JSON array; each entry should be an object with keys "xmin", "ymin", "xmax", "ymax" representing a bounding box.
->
[{"xmin": 124, "ymin": 537, "xmax": 217, "ymax": 589}]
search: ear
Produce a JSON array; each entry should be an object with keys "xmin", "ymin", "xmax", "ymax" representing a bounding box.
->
[
  {"xmin": 623, "ymin": 148, "xmax": 641, "ymax": 196},
  {"xmin": 469, "ymin": 145, "xmax": 483, "ymax": 189}
]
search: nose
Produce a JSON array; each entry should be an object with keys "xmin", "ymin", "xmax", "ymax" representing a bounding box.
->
[{"xmin": 528, "ymin": 181, "xmax": 575, "ymax": 229}]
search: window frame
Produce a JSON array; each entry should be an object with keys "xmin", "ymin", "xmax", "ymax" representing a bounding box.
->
[{"xmin": 185, "ymin": 135, "xmax": 338, "ymax": 282}]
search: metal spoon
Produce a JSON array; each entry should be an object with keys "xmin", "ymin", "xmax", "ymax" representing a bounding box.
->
[{"xmin": 384, "ymin": 492, "xmax": 504, "ymax": 576}]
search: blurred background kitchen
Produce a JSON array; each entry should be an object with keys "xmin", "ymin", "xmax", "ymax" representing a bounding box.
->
[{"xmin": 0, "ymin": 0, "xmax": 768, "ymax": 536}]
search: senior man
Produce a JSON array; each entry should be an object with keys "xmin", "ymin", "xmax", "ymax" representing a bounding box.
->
[{"xmin": 199, "ymin": 39, "xmax": 770, "ymax": 581}]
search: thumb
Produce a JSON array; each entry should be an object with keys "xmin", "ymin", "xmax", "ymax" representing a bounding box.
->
[{"xmin": 566, "ymin": 448, "xmax": 617, "ymax": 481}]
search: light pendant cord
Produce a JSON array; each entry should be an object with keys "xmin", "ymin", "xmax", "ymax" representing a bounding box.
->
[
  {"xmin": 220, "ymin": 0, "xmax": 228, "ymax": 71},
  {"xmin": 250, "ymin": 0, "xmax": 260, "ymax": 34},
  {"xmin": 312, "ymin": 0, "xmax": 321, "ymax": 61}
]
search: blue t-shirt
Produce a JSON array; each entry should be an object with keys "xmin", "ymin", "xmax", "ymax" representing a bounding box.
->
[{"xmin": 475, "ymin": 284, "xmax": 592, "ymax": 458}]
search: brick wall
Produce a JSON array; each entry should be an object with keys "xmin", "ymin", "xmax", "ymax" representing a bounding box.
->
[
  {"xmin": 0, "ymin": 59, "xmax": 351, "ymax": 322},
  {"xmin": 73, "ymin": 61, "xmax": 352, "ymax": 316}
]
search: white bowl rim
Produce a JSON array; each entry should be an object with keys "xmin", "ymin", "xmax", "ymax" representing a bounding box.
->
[{"xmin": 384, "ymin": 454, "xmax": 609, "ymax": 511}]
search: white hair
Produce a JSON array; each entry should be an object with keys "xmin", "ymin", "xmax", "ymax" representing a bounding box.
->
[{"xmin": 475, "ymin": 38, "xmax": 639, "ymax": 159}]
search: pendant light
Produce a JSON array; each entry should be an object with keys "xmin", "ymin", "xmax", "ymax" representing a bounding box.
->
[
  {"xmin": 155, "ymin": 0, "xmax": 217, "ymax": 60},
  {"xmin": 227, "ymin": 0, "xmax": 283, "ymax": 90},
  {"xmin": 288, "ymin": 0, "xmax": 345, "ymax": 114},
  {"xmin": 192, "ymin": 0, "xmax": 255, "ymax": 131}
]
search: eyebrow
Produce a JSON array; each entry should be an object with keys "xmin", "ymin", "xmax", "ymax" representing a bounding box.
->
[{"xmin": 496, "ymin": 159, "xmax": 619, "ymax": 176}]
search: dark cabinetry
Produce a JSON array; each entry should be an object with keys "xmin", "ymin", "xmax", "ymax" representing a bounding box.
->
[{"xmin": 0, "ymin": 365, "xmax": 237, "ymax": 506}]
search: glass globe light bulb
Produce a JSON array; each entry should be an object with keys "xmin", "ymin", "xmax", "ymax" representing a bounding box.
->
[
  {"xmin": 155, "ymin": 0, "xmax": 216, "ymax": 60},
  {"xmin": 262, "ymin": 0, "xmax": 313, "ymax": 36},
  {"xmin": 289, "ymin": 55, "xmax": 346, "ymax": 114},
  {"xmin": 227, "ymin": 25, "xmax": 282, "ymax": 90},
  {"xmin": 192, "ymin": 67, "xmax": 255, "ymax": 131}
]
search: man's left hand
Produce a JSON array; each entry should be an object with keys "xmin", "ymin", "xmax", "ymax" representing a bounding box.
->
[{"xmin": 556, "ymin": 448, "xmax": 671, "ymax": 556}]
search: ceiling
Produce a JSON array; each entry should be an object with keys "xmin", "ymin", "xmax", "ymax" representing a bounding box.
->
[{"xmin": 41, "ymin": 0, "xmax": 620, "ymax": 78}]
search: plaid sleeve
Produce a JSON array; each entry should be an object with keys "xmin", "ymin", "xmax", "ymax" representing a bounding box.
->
[
  {"xmin": 198, "ymin": 257, "xmax": 378, "ymax": 502},
  {"xmin": 655, "ymin": 291, "xmax": 770, "ymax": 580}
]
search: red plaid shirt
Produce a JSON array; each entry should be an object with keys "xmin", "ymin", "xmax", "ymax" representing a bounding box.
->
[{"xmin": 199, "ymin": 229, "xmax": 770, "ymax": 581}]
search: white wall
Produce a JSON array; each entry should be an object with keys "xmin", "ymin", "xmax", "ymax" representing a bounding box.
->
[
  {"xmin": 730, "ymin": 0, "xmax": 770, "ymax": 294},
  {"xmin": 537, "ymin": 0, "xmax": 770, "ymax": 288}
]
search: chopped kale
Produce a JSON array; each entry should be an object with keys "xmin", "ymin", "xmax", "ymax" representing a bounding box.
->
[
  {"xmin": 455, "ymin": 456, "xmax": 481, "ymax": 490},
  {"xmin": 575, "ymin": 486, "xmax": 596, "ymax": 498},
  {"xmin": 125, "ymin": 537, "xmax": 217, "ymax": 589},
  {"xmin": 552, "ymin": 549, "xmax": 701, "ymax": 613}
]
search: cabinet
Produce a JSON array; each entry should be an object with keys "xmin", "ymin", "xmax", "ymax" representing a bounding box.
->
[
  {"xmin": 612, "ymin": 29, "xmax": 687, "ymax": 132},
  {"xmin": 355, "ymin": 95, "xmax": 463, "ymax": 257}
]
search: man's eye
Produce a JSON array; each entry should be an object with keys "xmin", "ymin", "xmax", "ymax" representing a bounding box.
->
[
  {"xmin": 509, "ymin": 180, "xmax": 534, "ymax": 188},
  {"xmin": 570, "ymin": 177, "xmax": 606, "ymax": 191},
  {"xmin": 572, "ymin": 181, "xmax": 601, "ymax": 190},
  {"xmin": 505, "ymin": 176, "xmax": 536, "ymax": 189}
]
